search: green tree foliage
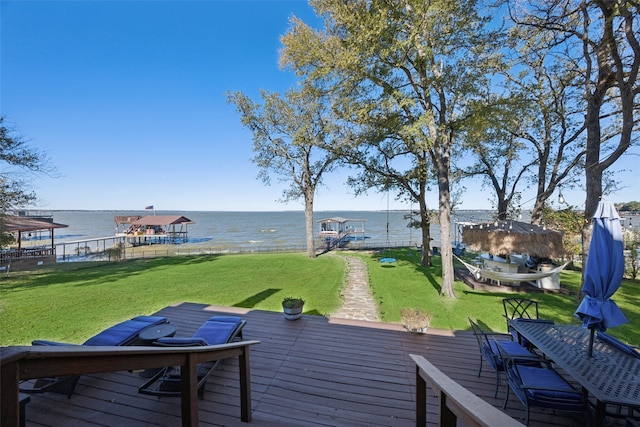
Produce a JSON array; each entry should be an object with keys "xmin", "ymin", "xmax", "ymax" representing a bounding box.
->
[
  {"xmin": 497, "ymin": 25, "xmax": 586, "ymax": 224},
  {"xmin": 618, "ymin": 201, "xmax": 640, "ymax": 212},
  {"xmin": 541, "ymin": 206, "xmax": 583, "ymax": 259},
  {"xmin": 280, "ymin": 0, "xmax": 504, "ymax": 297},
  {"xmin": 227, "ymin": 87, "xmax": 343, "ymax": 258},
  {"xmin": 0, "ymin": 117, "xmax": 51, "ymax": 247},
  {"xmin": 506, "ymin": 0, "xmax": 640, "ymax": 271},
  {"xmin": 623, "ymin": 228, "xmax": 640, "ymax": 280}
]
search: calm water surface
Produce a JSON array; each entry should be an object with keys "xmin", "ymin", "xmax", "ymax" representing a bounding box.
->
[{"xmin": 48, "ymin": 210, "xmax": 502, "ymax": 252}]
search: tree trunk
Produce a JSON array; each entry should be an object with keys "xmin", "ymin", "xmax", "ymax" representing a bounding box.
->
[
  {"xmin": 437, "ymin": 161, "xmax": 455, "ymax": 298},
  {"xmin": 496, "ymin": 196, "xmax": 508, "ymax": 221},
  {"xmin": 304, "ymin": 190, "xmax": 316, "ymax": 258},
  {"xmin": 581, "ymin": 78, "xmax": 606, "ymax": 272},
  {"xmin": 530, "ymin": 198, "xmax": 546, "ymax": 225},
  {"xmin": 419, "ymin": 199, "xmax": 432, "ymax": 267}
]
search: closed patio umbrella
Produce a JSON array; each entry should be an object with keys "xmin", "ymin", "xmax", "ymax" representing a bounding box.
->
[{"xmin": 575, "ymin": 200, "xmax": 628, "ymax": 357}]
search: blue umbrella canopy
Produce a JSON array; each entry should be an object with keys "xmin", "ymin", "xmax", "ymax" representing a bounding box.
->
[{"xmin": 575, "ymin": 201, "xmax": 628, "ymax": 333}]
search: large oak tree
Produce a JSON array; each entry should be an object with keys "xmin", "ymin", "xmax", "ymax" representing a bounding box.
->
[
  {"xmin": 227, "ymin": 87, "xmax": 343, "ymax": 258},
  {"xmin": 506, "ymin": 0, "xmax": 640, "ymax": 262},
  {"xmin": 281, "ymin": 0, "xmax": 503, "ymax": 296}
]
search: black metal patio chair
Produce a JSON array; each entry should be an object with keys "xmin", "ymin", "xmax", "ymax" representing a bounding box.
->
[
  {"xmin": 496, "ymin": 339, "xmax": 587, "ymax": 425},
  {"xmin": 468, "ymin": 317, "xmax": 537, "ymax": 398}
]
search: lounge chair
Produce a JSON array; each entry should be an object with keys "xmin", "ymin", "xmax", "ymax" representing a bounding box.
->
[
  {"xmin": 20, "ymin": 315, "xmax": 169, "ymax": 397},
  {"xmin": 138, "ymin": 315, "xmax": 246, "ymax": 397}
]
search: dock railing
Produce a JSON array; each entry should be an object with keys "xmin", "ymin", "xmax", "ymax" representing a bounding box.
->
[
  {"xmin": 1, "ymin": 340, "xmax": 260, "ymax": 427},
  {"xmin": 410, "ymin": 354, "xmax": 524, "ymax": 427}
]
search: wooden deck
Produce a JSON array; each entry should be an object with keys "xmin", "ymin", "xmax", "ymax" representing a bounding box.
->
[{"xmin": 21, "ymin": 302, "xmax": 595, "ymax": 426}]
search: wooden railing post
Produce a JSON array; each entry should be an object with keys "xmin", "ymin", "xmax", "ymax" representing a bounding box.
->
[
  {"xmin": 415, "ymin": 365, "xmax": 427, "ymax": 426},
  {"xmin": 239, "ymin": 346, "xmax": 252, "ymax": 422},
  {"xmin": 1, "ymin": 359, "xmax": 20, "ymax": 427},
  {"xmin": 180, "ymin": 353, "xmax": 199, "ymax": 427},
  {"xmin": 440, "ymin": 392, "xmax": 456, "ymax": 427}
]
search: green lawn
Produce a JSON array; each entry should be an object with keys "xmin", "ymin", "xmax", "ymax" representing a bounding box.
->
[
  {"xmin": 364, "ymin": 248, "xmax": 639, "ymax": 344},
  {"xmin": 0, "ymin": 253, "xmax": 344, "ymax": 345},
  {"xmin": 1, "ymin": 250, "xmax": 638, "ymax": 346}
]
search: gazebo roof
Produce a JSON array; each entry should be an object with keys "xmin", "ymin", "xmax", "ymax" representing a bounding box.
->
[
  {"xmin": 3, "ymin": 216, "xmax": 68, "ymax": 232},
  {"xmin": 461, "ymin": 220, "xmax": 565, "ymax": 258}
]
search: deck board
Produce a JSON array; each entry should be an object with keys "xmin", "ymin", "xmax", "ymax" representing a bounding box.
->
[{"xmin": 20, "ymin": 302, "xmax": 603, "ymax": 426}]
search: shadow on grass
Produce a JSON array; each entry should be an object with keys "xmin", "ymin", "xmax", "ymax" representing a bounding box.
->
[
  {"xmin": 2, "ymin": 255, "xmax": 225, "ymax": 292},
  {"xmin": 233, "ymin": 288, "xmax": 281, "ymax": 309}
]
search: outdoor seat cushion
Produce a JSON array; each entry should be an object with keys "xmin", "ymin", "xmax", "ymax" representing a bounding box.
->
[
  {"xmin": 83, "ymin": 315, "xmax": 168, "ymax": 346},
  {"xmin": 510, "ymin": 365, "xmax": 584, "ymax": 408},
  {"xmin": 33, "ymin": 315, "xmax": 168, "ymax": 347},
  {"xmin": 483, "ymin": 339, "xmax": 532, "ymax": 370},
  {"xmin": 156, "ymin": 316, "xmax": 243, "ymax": 347}
]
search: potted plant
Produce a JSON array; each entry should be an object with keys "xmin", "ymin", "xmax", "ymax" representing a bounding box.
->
[
  {"xmin": 401, "ymin": 308, "xmax": 431, "ymax": 334},
  {"xmin": 282, "ymin": 297, "xmax": 305, "ymax": 320}
]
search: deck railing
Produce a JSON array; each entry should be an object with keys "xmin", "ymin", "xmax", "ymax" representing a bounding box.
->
[
  {"xmin": 410, "ymin": 354, "xmax": 525, "ymax": 427},
  {"xmin": 0, "ymin": 247, "xmax": 55, "ymax": 261},
  {"xmin": 1, "ymin": 340, "xmax": 260, "ymax": 427}
]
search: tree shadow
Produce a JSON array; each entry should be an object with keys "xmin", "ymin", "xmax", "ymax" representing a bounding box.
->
[{"xmin": 233, "ymin": 288, "xmax": 281, "ymax": 309}]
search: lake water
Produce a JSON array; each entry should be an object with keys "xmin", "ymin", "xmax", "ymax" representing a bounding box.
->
[{"xmin": 45, "ymin": 209, "xmax": 503, "ymax": 253}]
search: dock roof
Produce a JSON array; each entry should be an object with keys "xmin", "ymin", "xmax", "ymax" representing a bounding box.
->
[
  {"xmin": 317, "ymin": 217, "xmax": 367, "ymax": 223},
  {"xmin": 130, "ymin": 215, "xmax": 194, "ymax": 227}
]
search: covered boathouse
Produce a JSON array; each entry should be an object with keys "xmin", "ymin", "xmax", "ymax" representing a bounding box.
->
[
  {"xmin": 115, "ymin": 215, "xmax": 194, "ymax": 245},
  {"xmin": 317, "ymin": 216, "xmax": 367, "ymax": 250}
]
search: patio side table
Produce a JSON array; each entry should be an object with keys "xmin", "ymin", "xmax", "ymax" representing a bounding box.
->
[{"xmin": 138, "ymin": 323, "xmax": 177, "ymax": 343}]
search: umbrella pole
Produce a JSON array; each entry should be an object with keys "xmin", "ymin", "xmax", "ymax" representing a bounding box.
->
[{"xmin": 588, "ymin": 328, "xmax": 595, "ymax": 357}]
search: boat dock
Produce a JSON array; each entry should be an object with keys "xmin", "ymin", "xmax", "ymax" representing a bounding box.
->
[{"xmin": 317, "ymin": 217, "xmax": 367, "ymax": 251}]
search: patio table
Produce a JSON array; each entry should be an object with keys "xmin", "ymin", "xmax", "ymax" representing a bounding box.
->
[{"xmin": 508, "ymin": 320, "xmax": 640, "ymax": 426}]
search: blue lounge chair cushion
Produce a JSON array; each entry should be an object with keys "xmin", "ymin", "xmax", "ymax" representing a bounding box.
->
[
  {"xmin": 156, "ymin": 316, "xmax": 243, "ymax": 347},
  {"xmin": 155, "ymin": 337, "xmax": 209, "ymax": 347},
  {"xmin": 32, "ymin": 315, "xmax": 168, "ymax": 347},
  {"xmin": 83, "ymin": 315, "xmax": 168, "ymax": 346},
  {"xmin": 23, "ymin": 315, "xmax": 169, "ymax": 398},
  {"xmin": 510, "ymin": 365, "xmax": 584, "ymax": 408}
]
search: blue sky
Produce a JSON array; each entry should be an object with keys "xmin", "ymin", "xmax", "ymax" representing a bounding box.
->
[{"xmin": 1, "ymin": 1, "xmax": 637, "ymax": 212}]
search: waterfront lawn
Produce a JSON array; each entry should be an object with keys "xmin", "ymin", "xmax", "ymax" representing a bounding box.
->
[
  {"xmin": 365, "ymin": 248, "xmax": 639, "ymax": 345},
  {"xmin": 0, "ymin": 253, "xmax": 345, "ymax": 346},
  {"xmin": 1, "ymin": 249, "xmax": 638, "ymax": 347}
]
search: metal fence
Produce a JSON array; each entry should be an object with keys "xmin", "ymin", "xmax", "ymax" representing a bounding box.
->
[{"xmin": 57, "ymin": 239, "xmax": 416, "ymax": 262}]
